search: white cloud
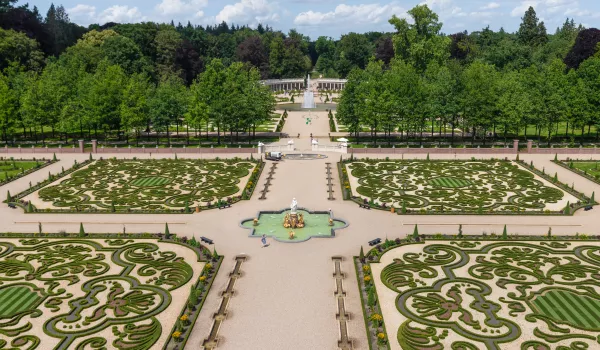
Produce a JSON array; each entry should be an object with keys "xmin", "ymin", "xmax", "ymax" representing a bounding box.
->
[
  {"xmin": 68, "ymin": 4, "xmax": 144, "ymax": 24},
  {"xmin": 155, "ymin": 0, "xmax": 208, "ymax": 16},
  {"xmin": 215, "ymin": 0, "xmax": 280, "ymax": 26},
  {"xmin": 481, "ymin": 2, "xmax": 500, "ymax": 10},
  {"xmin": 294, "ymin": 3, "xmax": 406, "ymax": 26},
  {"xmin": 97, "ymin": 5, "xmax": 145, "ymax": 23},
  {"xmin": 67, "ymin": 4, "xmax": 97, "ymax": 23},
  {"xmin": 510, "ymin": 1, "xmax": 539, "ymax": 17}
]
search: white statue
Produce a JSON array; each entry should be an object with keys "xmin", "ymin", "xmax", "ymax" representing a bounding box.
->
[{"xmin": 291, "ymin": 198, "xmax": 298, "ymax": 214}]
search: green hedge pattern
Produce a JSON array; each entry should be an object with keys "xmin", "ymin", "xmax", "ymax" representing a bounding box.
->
[
  {"xmin": 36, "ymin": 158, "xmax": 258, "ymax": 211},
  {"xmin": 344, "ymin": 160, "xmax": 567, "ymax": 213},
  {"xmin": 376, "ymin": 240, "xmax": 600, "ymax": 349},
  {"xmin": 0, "ymin": 238, "xmax": 200, "ymax": 350}
]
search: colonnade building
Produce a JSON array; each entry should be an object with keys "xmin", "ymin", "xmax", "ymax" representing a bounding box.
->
[{"xmin": 262, "ymin": 78, "xmax": 347, "ymax": 92}]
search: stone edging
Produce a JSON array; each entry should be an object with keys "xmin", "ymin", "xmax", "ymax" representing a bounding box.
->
[
  {"xmin": 202, "ymin": 255, "xmax": 247, "ymax": 349},
  {"xmin": 333, "ymin": 257, "xmax": 353, "ymax": 349}
]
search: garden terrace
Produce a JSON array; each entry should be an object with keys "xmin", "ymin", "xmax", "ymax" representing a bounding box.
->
[
  {"xmin": 0, "ymin": 234, "xmax": 220, "ymax": 349},
  {"xmin": 341, "ymin": 159, "xmax": 582, "ymax": 214},
  {"xmin": 21, "ymin": 158, "xmax": 262, "ymax": 213},
  {"xmin": 358, "ymin": 237, "xmax": 600, "ymax": 350}
]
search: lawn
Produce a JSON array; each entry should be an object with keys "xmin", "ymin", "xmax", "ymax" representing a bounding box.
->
[
  {"xmin": 341, "ymin": 159, "xmax": 580, "ymax": 214},
  {"xmin": 0, "ymin": 159, "xmax": 45, "ymax": 180},
  {"xmin": 570, "ymin": 161, "xmax": 600, "ymax": 178},
  {"xmin": 0, "ymin": 235, "xmax": 218, "ymax": 349},
  {"xmin": 359, "ymin": 239, "xmax": 600, "ymax": 350},
  {"xmin": 23, "ymin": 158, "xmax": 261, "ymax": 212}
]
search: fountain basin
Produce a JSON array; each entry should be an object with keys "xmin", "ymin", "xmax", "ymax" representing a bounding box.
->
[{"xmin": 241, "ymin": 208, "xmax": 348, "ymax": 243}]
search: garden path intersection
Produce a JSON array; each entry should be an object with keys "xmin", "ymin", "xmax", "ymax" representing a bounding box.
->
[{"xmin": 0, "ymin": 149, "xmax": 599, "ymax": 350}]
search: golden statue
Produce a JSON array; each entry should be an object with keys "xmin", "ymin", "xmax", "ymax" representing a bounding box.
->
[
  {"xmin": 283, "ymin": 213, "xmax": 291, "ymax": 228},
  {"xmin": 297, "ymin": 213, "xmax": 305, "ymax": 228},
  {"xmin": 328, "ymin": 218, "xmax": 334, "ymax": 226},
  {"xmin": 288, "ymin": 230, "xmax": 295, "ymax": 239}
]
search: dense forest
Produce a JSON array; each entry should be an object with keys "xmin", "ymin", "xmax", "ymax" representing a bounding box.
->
[{"xmin": 1, "ymin": 0, "xmax": 600, "ymax": 146}]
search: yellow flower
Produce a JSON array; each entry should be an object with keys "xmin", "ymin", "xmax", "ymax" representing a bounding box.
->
[
  {"xmin": 377, "ymin": 333, "xmax": 385, "ymax": 340},
  {"xmin": 205, "ymin": 263, "xmax": 212, "ymax": 270},
  {"xmin": 180, "ymin": 314, "xmax": 189, "ymax": 321},
  {"xmin": 370, "ymin": 314, "xmax": 383, "ymax": 322},
  {"xmin": 364, "ymin": 275, "xmax": 372, "ymax": 283},
  {"xmin": 363, "ymin": 266, "xmax": 370, "ymax": 272},
  {"xmin": 172, "ymin": 331, "xmax": 182, "ymax": 338},
  {"xmin": 199, "ymin": 276, "xmax": 207, "ymax": 282}
]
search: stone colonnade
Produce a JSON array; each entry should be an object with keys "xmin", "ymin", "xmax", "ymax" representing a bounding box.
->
[
  {"xmin": 270, "ymin": 82, "xmax": 304, "ymax": 91},
  {"xmin": 317, "ymin": 82, "xmax": 345, "ymax": 91}
]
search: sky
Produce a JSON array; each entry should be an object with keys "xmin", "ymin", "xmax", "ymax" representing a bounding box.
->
[{"xmin": 16, "ymin": 0, "xmax": 600, "ymax": 39}]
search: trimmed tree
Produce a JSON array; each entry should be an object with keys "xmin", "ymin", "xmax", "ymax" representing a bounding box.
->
[
  {"xmin": 359, "ymin": 246, "xmax": 365, "ymax": 263},
  {"xmin": 111, "ymin": 201, "xmax": 116, "ymax": 213},
  {"xmin": 547, "ymin": 227, "xmax": 552, "ymax": 238},
  {"xmin": 458, "ymin": 224, "xmax": 463, "ymax": 238},
  {"xmin": 554, "ymin": 153, "xmax": 558, "ymax": 161},
  {"xmin": 502, "ymin": 225, "xmax": 508, "ymax": 239},
  {"xmin": 412, "ymin": 224, "xmax": 419, "ymax": 240},
  {"xmin": 212, "ymin": 248, "xmax": 219, "ymax": 261},
  {"xmin": 6, "ymin": 190, "xmax": 11, "ymax": 202},
  {"xmin": 165, "ymin": 223, "xmax": 171, "ymax": 239},
  {"xmin": 79, "ymin": 223, "xmax": 85, "ymax": 237},
  {"xmin": 564, "ymin": 201, "xmax": 571, "ymax": 215},
  {"xmin": 53, "ymin": 153, "xmax": 57, "ymax": 161},
  {"xmin": 553, "ymin": 172, "xmax": 558, "ymax": 183},
  {"xmin": 27, "ymin": 201, "xmax": 34, "ymax": 213},
  {"xmin": 367, "ymin": 287, "xmax": 376, "ymax": 308},
  {"xmin": 591, "ymin": 191, "xmax": 595, "ymax": 204}
]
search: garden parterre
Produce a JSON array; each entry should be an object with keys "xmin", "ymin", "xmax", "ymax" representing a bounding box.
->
[
  {"xmin": 367, "ymin": 239, "xmax": 600, "ymax": 350},
  {"xmin": 0, "ymin": 237, "xmax": 209, "ymax": 349},
  {"xmin": 23, "ymin": 158, "xmax": 259, "ymax": 212},
  {"xmin": 343, "ymin": 160, "xmax": 579, "ymax": 213}
]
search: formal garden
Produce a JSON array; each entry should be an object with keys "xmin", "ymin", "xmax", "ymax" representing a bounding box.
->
[
  {"xmin": 0, "ymin": 157, "xmax": 56, "ymax": 186},
  {"xmin": 340, "ymin": 158, "xmax": 594, "ymax": 215},
  {"xmin": 554, "ymin": 158, "xmax": 600, "ymax": 185},
  {"xmin": 356, "ymin": 233, "xmax": 600, "ymax": 349},
  {"xmin": 14, "ymin": 157, "xmax": 263, "ymax": 213},
  {"xmin": 0, "ymin": 232, "xmax": 221, "ymax": 349}
]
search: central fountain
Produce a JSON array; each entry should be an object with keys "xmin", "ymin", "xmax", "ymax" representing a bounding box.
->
[
  {"xmin": 301, "ymin": 75, "xmax": 316, "ymax": 109},
  {"xmin": 240, "ymin": 198, "xmax": 348, "ymax": 242},
  {"xmin": 283, "ymin": 198, "xmax": 305, "ymax": 229}
]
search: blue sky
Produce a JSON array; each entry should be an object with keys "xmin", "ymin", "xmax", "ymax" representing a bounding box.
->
[{"xmin": 17, "ymin": 0, "xmax": 600, "ymax": 39}]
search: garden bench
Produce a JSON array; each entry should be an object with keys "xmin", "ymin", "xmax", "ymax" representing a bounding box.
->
[
  {"xmin": 585, "ymin": 206, "xmax": 593, "ymax": 211},
  {"xmin": 8, "ymin": 203, "xmax": 16, "ymax": 209},
  {"xmin": 359, "ymin": 204, "xmax": 371, "ymax": 210},
  {"xmin": 368, "ymin": 238, "xmax": 382, "ymax": 246},
  {"xmin": 200, "ymin": 236, "xmax": 214, "ymax": 245},
  {"xmin": 219, "ymin": 203, "xmax": 232, "ymax": 210}
]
